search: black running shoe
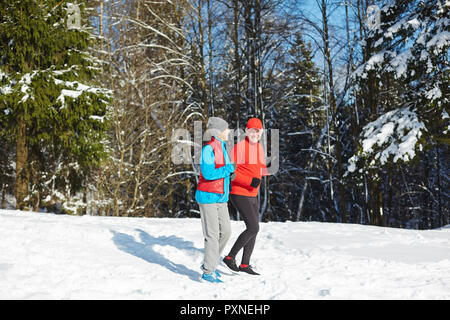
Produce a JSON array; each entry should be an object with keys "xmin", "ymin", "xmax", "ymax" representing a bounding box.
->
[
  {"xmin": 222, "ymin": 256, "xmax": 240, "ymax": 272},
  {"xmin": 239, "ymin": 265, "xmax": 260, "ymax": 275}
]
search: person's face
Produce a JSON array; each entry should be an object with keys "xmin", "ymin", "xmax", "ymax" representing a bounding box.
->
[
  {"xmin": 246, "ymin": 127, "xmax": 263, "ymax": 144},
  {"xmin": 218, "ymin": 128, "xmax": 231, "ymax": 141}
]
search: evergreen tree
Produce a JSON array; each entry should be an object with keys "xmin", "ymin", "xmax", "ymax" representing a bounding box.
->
[
  {"xmin": 347, "ymin": 0, "xmax": 449, "ymax": 227},
  {"xmin": 270, "ymin": 34, "xmax": 323, "ymax": 221},
  {"xmin": 0, "ymin": 0, "xmax": 111, "ymax": 213},
  {"xmin": 351, "ymin": 0, "xmax": 448, "ymax": 171}
]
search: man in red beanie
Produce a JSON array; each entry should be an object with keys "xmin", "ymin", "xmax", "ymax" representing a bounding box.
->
[{"xmin": 222, "ymin": 117, "xmax": 269, "ymax": 275}]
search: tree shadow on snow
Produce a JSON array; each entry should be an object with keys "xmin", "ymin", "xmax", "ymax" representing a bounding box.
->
[{"xmin": 111, "ymin": 228, "xmax": 202, "ymax": 282}]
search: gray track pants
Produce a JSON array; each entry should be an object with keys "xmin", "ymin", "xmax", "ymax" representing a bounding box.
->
[{"xmin": 198, "ymin": 202, "xmax": 231, "ymax": 274}]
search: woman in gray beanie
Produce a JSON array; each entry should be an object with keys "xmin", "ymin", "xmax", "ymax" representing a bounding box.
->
[{"xmin": 196, "ymin": 117, "xmax": 235, "ymax": 283}]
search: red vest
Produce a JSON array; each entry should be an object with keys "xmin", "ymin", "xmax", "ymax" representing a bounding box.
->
[
  {"xmin": 196, "ymin": 137, "xmax": 226, "ymax": 194},
  {"xmin": 230, "ymin": 137, "xmax": 268, "ymax": 197}
]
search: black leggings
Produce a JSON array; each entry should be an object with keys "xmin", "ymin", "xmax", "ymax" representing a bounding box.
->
[{"xmin": 228, "ymin": 194, "xmax": 259, "ymax": 265}]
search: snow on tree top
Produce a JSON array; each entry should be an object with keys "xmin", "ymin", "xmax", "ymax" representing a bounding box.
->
[{"xmin": 347, "ymin": 108, "xmax": 426, "ymax": 173}]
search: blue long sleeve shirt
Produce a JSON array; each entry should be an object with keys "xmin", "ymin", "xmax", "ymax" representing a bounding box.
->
[{"xmin": 195, "ymin": 136, "xmax": 234, "ymax": 204}]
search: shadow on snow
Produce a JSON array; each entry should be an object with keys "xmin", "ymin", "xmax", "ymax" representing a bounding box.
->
[{"xmin": 111, "ymin": 228, "xmax": 202, "ymax": 282}]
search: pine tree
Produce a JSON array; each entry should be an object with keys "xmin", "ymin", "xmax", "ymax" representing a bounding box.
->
[
  {"xmin": 0, "ymin": 0, "xmax": 111, "ymax": 213},
  {"xmin": 347, "ymin": 0, "xmax": 449, "ymax": 227},
  {"xmin": 351, "ymin": 0, "xmax": 448, "ymax": 171},
  {"xmin": 271, "ymin": 34, "xmax": 323, "ymax": 221},
  {"xmin": 285, "ymin": 34, "xmax": 323, "ymax": 132}
]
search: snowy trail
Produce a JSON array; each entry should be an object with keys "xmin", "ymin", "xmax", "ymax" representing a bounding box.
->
[{"xmin": 1, "ymin": 209, "xmax": 449, "ymax": 299}]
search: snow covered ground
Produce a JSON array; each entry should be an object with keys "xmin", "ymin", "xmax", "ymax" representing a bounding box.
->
[{"xmin": 1, "ymin": 209, "xmax": 449, "ymax": 300}]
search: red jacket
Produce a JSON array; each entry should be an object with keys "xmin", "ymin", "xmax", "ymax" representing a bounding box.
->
[
  {"xmin": 230, "ymin": 137, "xmax": 268, "ymax": 197},
  {"xmin": 197, "ymin": 137, "xmax": 226, "ymax": 194}
]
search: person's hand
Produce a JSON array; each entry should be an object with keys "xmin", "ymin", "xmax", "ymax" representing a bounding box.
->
[
  {"xmin": 250, "ymin": 177, "xmax": 261, "ymax": 188},
  {"xmin": 231, "ymin": 161, "xmax": 237, "ymax": 171},
  {"xmin": 230, "ymin": 173, "xmax": 236, "ymax": 181}
]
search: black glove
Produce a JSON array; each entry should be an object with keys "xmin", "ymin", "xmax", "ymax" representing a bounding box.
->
[{"xmin": 250, "ymin": 177, "xmax": 261, "ymax": 188}]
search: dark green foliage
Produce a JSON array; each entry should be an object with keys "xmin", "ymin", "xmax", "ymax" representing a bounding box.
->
[{"xmin": 0, "ymin": 0, "xmax": 111, "ymax": 213}]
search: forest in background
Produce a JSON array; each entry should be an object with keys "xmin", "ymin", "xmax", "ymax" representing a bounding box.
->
[{"xmin": 0, "ymin": 0, "xmax": 448, "ymax": 229}]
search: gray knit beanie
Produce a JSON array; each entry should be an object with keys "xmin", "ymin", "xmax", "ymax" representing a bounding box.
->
[{"xmin": 207, "ymin": 117, "xmax": 229, "ymax": 133}]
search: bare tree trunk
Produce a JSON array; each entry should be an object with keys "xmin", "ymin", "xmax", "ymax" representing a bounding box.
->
[
  {"xmin": 196, "ymin": 0, "xmax": 209, "ymax": 116},
  {"xmin": 436, "ymin": 145, "xmax": 443, "ymax": 227},
  {"xmin": 319, "ymin": 0, "xmax": 346, "ymax": 222},
  {"xmin": 232, "ymin": 0, "xmax": 241, "ymax": 125},
  {"xmin": 1, "ymin": 184, "xmax": 5, "ymax": 209},
  {"xmin": 296, "ymin": 124, "xmax": 328, "ymax": 221},
  {"xmin": 99, "ymin": 0, "xmax": 104, "ymax": 51},
  {"xmin": 207, "ymin": 0, "xmax": 215, "ymax": 116},
  {"xmin": 15, "ymin": 118, "xmax": 28, "ymax": 210}
]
